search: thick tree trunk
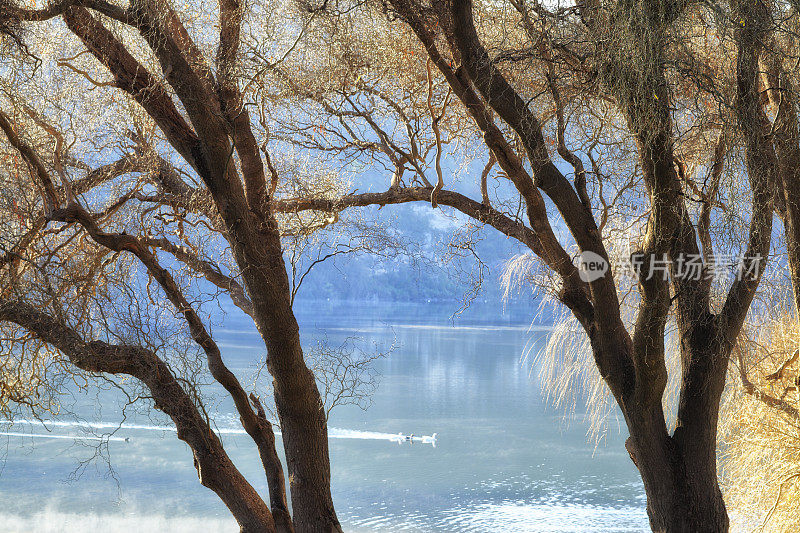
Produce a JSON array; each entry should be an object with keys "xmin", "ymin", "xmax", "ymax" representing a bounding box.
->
[
  {"xmin": 625, "ymin": 402, "xmax": 729, "ymax": 533},
  {"xmin": 631, "ymin": 437, "xmax": 728, "ymax": 532},
  {"xmin": 272, "ymin": 345, "xmax": 341, "ymax": 533},
  {"xmin": 225, "ymin": 212, "xmax": 342, "ymax": 533},
  {"xmin": 625, "ymin": 319, "xmax": 730, "ymax": 533}
]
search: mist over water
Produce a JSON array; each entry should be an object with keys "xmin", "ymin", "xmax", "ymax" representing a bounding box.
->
[{"xmin": 0, "ymin": 300, "xmax": 648, "ymax": 532}]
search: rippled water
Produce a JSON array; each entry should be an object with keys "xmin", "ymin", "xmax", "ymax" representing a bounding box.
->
[{"xmin": 0, "ymin": 301, "xmax": 649, "ymax": 532}]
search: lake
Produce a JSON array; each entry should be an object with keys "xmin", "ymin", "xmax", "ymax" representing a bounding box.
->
[{"xmin": 0, "ymin": 300, "xmax": 649, "ymax": 532}]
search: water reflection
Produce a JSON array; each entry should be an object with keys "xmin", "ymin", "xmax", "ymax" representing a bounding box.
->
[{"xmin": 0, "ymin": 300, "xmax": 648, "ymax": 532}]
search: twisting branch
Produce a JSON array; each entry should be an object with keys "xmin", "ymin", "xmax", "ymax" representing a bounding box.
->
[
  {"xmin": 0, "ymin": 299, "xmax": 276, "ymax": 531},
  {"xmin": 61, "ymin": 7, "xmax": 203, "ymax": 173},
  {"xmin": 274, "ymin": 186, "xmax": 545, "ymax": 255},
  {"xmin": 426, "ymin": 59, "xmax": 449, "ymax": 208},
  {"xmin": 0, "ymin": 109, "xmax": 58, "ymax": 213},
  {"xmin": 735, "ymin": 346, "xmax": 799, "ymax": 420},
  {"xmin": 766, "ymin": 349, "xmax": 799, "ymax": 382},
  {"xmin": 142, "ymin": 237, "xmax": 255, "ymax": 318},
  {"xmin": 480, "ymin": 151, "xmax": 496, "ymax": 206},
  {"xmin": 1, "ymin": 110, "xmax": 292, "ymax": 531}
]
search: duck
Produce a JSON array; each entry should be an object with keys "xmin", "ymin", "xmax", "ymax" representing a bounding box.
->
[{"xmin": 421, "ymin": 433, "xmax": 437, "ymax": 442}]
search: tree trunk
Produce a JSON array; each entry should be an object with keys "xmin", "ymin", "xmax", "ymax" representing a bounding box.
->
[
  {"xmin": 760, "ymin": 53, "xmax": 800, "ymax": 317},
  {"xmin": 625, "ymin": 399, "xmax": 729, "ymax": 532},
  {"xmin": 270, "ymin": 333, "xmax": 341, "ymax": 533},
  {"xmin": 631, "ymin": 437, "xmax": 728, "ymax": 532},
  {"xmin": 225, "ymin": 212, "xmax": 343, "ymax": 533},
  {"xmin": 625, "ymin": 319, "xmax": 730, "ymax": 533}
]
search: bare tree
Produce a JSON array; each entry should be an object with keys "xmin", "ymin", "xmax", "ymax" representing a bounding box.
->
[
  {"xmin": 3, "ymin": 0, "xmax": 800, "ymax": 530},
  {"xmin": 257, "ymin": 0, "xmax": 800, "ymax": 530},
  {"xmin": 0, "ymin": 0, "xmax": 378, "ymax": 530}
]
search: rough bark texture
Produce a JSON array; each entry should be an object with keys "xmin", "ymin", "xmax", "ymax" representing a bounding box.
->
[
  {"xmin": 228, "ymin": 213, "xmax": 341, "ymax": 533},
  {"xmin": 626, "ymin": 324, "xmax": 730, "ymax": 532}
]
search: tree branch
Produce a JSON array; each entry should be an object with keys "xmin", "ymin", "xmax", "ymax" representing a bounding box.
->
[
  {"xmin": 0, "ymin": 298, "xmax": 277, "ymax": 531},
  {"xmin": 62, "ymin": 7, "xmax": 203, "ymax": 173},
  {"xmin": 143, "ymin": 236, "xmax": 254, "ymax": 318}
]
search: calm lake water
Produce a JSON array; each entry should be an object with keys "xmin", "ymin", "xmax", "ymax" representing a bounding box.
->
[{"xmin": 0, "ymin": 301, "xmax": 649, "ymax": 532}]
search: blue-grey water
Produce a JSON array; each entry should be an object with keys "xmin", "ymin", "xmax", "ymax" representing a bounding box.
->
[{"xmin": 0, "ymin": 301, "xmax": 648, "ymax": 531}]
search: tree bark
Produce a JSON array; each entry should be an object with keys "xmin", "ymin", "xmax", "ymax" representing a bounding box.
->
[
  {"xmin": 223, "ymin": 208, "xmax": 342, "ymax": 533},
  {"xmin": 3, "ymin": 6, "xmax": 341, "ymax": 526},
  {"xmin": 630, "ymin": 435, "xmax": 729, "ymax": 533},
  {"xmin": 761, "ymin": 52, "xmax": 800, "ymax": 316},
  {"xmin": 625, "ymin": 327, "xmax": 730, "ymax": 533},
  {"xmin": 61, "ymin": 5, "xmax": 343, "ymax": 528}
]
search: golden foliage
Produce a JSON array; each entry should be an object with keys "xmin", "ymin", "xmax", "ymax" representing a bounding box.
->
[{"xmin": 722, "ymin": 317, "xmax": 800, "ymax": 532}]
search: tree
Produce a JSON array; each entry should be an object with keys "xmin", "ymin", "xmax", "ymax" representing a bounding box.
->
[
  {"xmin": 0, "ymin": 0, "xmax": 369, "ymax": 530},
  {"xmin": 257, "ymin": 0, "xmax": 797, "ymax": 530},
  {"xmin": 2, "ymin": 0, "xmax": 799, "ymax": 530}
]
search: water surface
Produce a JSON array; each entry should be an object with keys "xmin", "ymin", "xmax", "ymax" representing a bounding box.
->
[{"xmin": 0, "ymin": 301, "xmax": 648, "ymax": 532}]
